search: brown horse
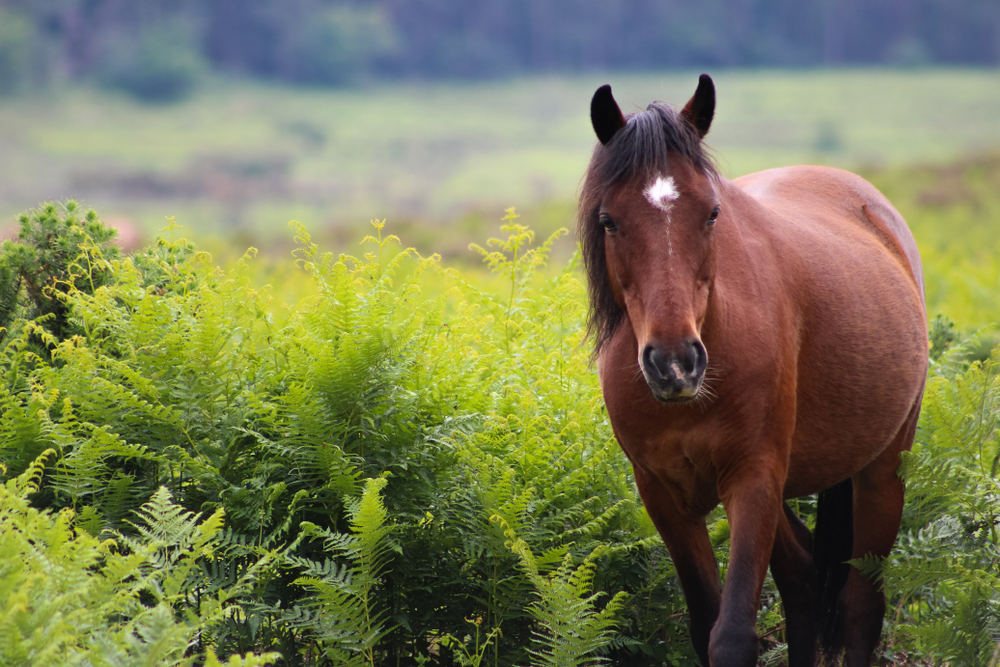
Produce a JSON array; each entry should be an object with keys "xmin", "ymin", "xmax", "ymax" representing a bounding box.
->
[{"xmin": 580, "ymin": 75, "xmax": 927, "ymax": 667}]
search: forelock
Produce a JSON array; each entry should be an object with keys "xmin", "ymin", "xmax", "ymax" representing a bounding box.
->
[{"xmin": 595, "ymin": 103, "xmax": 716, "ymax": 188}]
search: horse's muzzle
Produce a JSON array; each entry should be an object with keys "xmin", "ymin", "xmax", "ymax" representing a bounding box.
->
[{"xmin": 641, "ymin": 338, "xmax": 707, "ymax": 402}]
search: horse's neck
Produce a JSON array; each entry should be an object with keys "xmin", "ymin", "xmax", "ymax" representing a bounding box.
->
[{"xmin": 704, "ymin": 179, "xmax": 795, "ymax": 345}]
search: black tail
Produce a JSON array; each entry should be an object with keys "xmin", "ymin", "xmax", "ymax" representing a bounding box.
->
[{"xmin": 813, "ymin": 477, "xmax": 854, "ymax": 656}]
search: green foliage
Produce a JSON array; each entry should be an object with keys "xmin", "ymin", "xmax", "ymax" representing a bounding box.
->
[
  {"xmin": 4, "ymin": 199, "xmax": 998, "ymax": 667},
  {"xmin": 290, "ymin": 476, "xmax": 397, "ymax": 667},
  {"xmin": 928, "ymin": 314, "xmax": 959, "ymax": 362},
  {"xmin": 0, "ymin": 455, "xmax": 278, "ymax": 666},
  {"xmin": 438, "ymin": 617, "xmax": 503, "ymax": 667},
  {"xmin": 468, "ymin": 207, "xmax": 568, "ymax": 354},
  {"xmin": 0, "ymin": 201, "xmax": 121, "ymax": 348},
  {"xmin": 500, "ymin": 519, "xmax": 627, "ymax": 667},
  {"xmin": 1, "ymin": 207, "xmax": 681, "ymax": 666}
]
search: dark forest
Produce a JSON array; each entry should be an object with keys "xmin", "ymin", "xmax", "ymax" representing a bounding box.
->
[{"xmin": 1, "ymin": 0, "xmax": 998, "ymax": 98}]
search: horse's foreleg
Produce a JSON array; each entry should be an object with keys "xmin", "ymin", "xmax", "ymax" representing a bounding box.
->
[
  {"xmin": 712, "ymin": 468, "xmax": 784, "ymax": 667},
  {"xmin": 770, "ymin": 503, "xmax": 817, "ymax": 667},
  {"xmin": 634, "ymin": 469, "xmax": 720, "ymax": 667}
]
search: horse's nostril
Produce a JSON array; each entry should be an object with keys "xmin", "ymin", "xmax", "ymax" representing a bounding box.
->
[{"xmin": 644, "ymin": 345, "xmax": 669, "ymax": 378}]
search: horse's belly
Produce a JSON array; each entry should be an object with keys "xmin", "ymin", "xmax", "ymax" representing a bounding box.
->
[{"xmin": 783, "ymin": 263, "xmax": 927, "ymax": 497}]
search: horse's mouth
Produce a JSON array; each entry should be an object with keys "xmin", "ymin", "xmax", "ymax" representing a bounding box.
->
[
  {"xmin": 646, "ymin": 380, "xmax": 703, "ymax": 404},
  {"xmin": 657, "ymin": 394, "xmax": 698, "ymax": 404},
  {"xmin": 651, "ymin": 391, "xmax": 700, "ymax": 404}
]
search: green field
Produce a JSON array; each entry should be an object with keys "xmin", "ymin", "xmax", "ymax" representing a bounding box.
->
[{"xmin": 2, "ymin": 69, "xmax": 1000, "ymax": 252}]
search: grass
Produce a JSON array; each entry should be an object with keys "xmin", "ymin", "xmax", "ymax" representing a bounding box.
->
[{"xmin": 2, "ymin": 68, "xmax": 1000, "ymax": 252}]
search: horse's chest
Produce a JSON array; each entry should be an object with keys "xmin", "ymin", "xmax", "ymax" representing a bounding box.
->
[
  {"xmin": 604, "ymin": 396, "xmax": 722, "ymax": 514},
  {"xmin": 598, "ymin": 328, "xmax": 730, "ymax": 513}
]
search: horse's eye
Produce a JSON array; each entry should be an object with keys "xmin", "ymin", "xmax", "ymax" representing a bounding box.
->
[
  {"xmin": 707, "ymin": 205, "xmax": 721, "ymax": 226},
  {"xmin": 600, "ymin": 214, "xmax": 618, "ymax": 233}
]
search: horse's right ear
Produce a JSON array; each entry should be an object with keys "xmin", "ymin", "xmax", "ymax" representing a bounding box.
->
[{"xmin": 591, "ymin": 85, "xmax": 626, "ymax": 145}]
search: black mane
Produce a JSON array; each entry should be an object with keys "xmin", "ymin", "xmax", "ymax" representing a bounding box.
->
[{"xmin": 578, "ymin": 102, "xmax": 717, "ymax": 356}]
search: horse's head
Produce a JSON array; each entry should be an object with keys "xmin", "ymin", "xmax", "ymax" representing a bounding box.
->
[{"xmin": 580, "ymin": 75, "xmax": 720, "ymax": 403}]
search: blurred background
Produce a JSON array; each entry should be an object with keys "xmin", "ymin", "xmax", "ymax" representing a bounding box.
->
[{"xmin": 0, "ymin": 0, "xmax": 998, "ymax": 265}]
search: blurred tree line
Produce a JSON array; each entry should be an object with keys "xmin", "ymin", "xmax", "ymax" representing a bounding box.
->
[{"xmin": 0, "ymin": 0, "xmax": 998, "ymax": 101}]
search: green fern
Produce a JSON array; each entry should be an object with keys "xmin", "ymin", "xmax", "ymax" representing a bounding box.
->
[
  {"xmin": 0, "ymin": 208, "xmax": 737, "ymax": 665},
  {"xmin": 290, "ymin": 476, "xmax": 396, "ymax": 667},
  {"xmin": 498, "ymin": 517, "xmax": 626, "ymax": 667},
  {"xmin": 0, "ymin": 454, "xmax": 278, "ymax": 666}
]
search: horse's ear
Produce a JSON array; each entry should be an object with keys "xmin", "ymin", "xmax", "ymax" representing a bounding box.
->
[
  {"xmin": 681, "ymin": 74, "xmax": 715, "ymax": 138},
  {"xmin": 591, "ymin": 85, "xmax": 626, "ymax": 145}
]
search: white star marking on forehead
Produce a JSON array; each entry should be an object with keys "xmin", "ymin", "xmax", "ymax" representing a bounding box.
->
[{"xmin": 644, "ymin": 175, "xmax": 679, "ymax": 212}]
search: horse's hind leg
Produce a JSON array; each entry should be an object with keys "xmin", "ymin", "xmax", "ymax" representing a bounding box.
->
[
  {"xmin": 840, "ymin": 399, "xmax": 921, "ymax": 667},
  {"xmin": 770, "ymin": 503, "xmax": 817, "ymax": 667}
]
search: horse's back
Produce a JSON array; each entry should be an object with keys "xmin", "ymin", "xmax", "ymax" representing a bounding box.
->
[{"xmin": 734, "ymin": 165, "xmax": 924, "ymax": 302}]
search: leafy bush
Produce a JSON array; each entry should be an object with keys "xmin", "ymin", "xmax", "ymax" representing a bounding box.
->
[
  {"xmin": 0, "ymin": 454, "xmax": 278, "ymax": 666},
  {"xmin": 2, "ymin": 202, "xmax": 998, "ymax": 666},
  {"xmin": 0, "ymin": 201, "xmax": 121, "ymax": 351},
  {"xmin": 0, "ymin": 206, "xmax": 691, "ymax": 665}
]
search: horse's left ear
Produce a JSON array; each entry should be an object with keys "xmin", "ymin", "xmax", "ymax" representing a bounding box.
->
[{"xmin": 681, "ymin": 74, "xmax": 715, "ymax": 138}]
